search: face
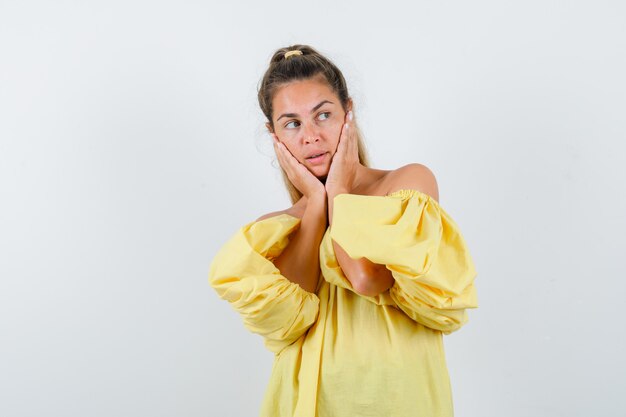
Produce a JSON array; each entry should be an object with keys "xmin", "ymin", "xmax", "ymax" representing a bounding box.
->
[{"xmin": 268, "ymin": 76, "xmax": 350, "ymax": 178}]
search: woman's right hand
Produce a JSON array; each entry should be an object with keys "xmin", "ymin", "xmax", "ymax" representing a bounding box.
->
[{"xmin": 272, "ymin": 133, "xmax": 326, "ymax": 199}]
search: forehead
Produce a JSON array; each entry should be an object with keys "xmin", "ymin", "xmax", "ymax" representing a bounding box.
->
[{"xmin": 272, "ymin": 77, "xmax": 339, "ymax": 113}]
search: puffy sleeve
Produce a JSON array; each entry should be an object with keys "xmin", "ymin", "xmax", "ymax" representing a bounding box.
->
[
  {"xmin": 208, "ymin": 214, "xmax": 321, "ymax": 354},
  {"xmin": 330, "ymin": 190, "xmax": 478, "ymax": 334}
]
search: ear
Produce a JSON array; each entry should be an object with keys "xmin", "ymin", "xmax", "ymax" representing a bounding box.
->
[
  {"xmin": 265, "ymin": 122, "xmax": 274, "ymax": 134},
  {"xmin": 346, "ymin": 98, "xmax": 353, "ymax": 113}
]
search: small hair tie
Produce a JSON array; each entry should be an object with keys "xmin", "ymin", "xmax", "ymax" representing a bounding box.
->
[{"xmin": 284, "ymin": 50, "xmax": 303, "ymax": 59}]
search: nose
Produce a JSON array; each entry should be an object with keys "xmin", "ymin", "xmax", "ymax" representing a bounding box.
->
[{"xmin": 300, "ymin": 121, "xmax": 320, "ymax": 144}]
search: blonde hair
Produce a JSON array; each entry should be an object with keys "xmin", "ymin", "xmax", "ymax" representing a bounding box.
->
[{"xmin": 258, "ymin": 44, "xmax": 371, "ymax": 204}]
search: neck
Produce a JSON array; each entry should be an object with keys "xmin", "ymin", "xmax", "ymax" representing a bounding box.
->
[{"xmin": 351, "ymin": 164, "xmax": 369, "ymax": 192}]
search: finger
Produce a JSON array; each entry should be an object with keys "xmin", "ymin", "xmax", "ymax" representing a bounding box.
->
[
  {"xmin": 335, "ymin": 119, "xmax": 348, "ymax": 152},
  {"xmin": 345, "ymin": 111, "xmax": 358, "ymax": 160},
  {"xmin": 349, "ymin": 122, "xmax": 358, "ymax": 160},
  {"xmin": 273, "ymin": 134, "xmax": 301, "ymax": 174},
  {"xmin": 271, "ymin": 133, "xmax": 282, "ymax": 158},
  {"xmin": 272, "ymin": 134, "xmax": 290, "ymax": 170},
  {"xmin": 276, "ymin": 138, "xmax": 296, "ymax": 165},
  {"xmin": 338, "ymin": 121, "xmax": 350, "ymax": 156},
  {"xmin": 272, "ymin": 134, "xmax": 290, "ymax": 159},
  {"xmin": 272, "ymin": 135, "xmax": 318, "ymax": 191}
]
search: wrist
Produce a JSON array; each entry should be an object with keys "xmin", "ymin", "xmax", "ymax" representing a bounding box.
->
[
  {"xmin": 326, "ymin": 186, "xmax": 350, "ymax": 198},
  {"xmin": 306, "ymin": 191, "xmax": 327, "ymax": 208},
  {"xmin": 304, "ymin": 192, "xmax": 327, "ymax": 217}
]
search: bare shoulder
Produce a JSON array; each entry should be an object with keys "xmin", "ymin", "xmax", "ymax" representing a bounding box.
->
[
  {"xmin": 384, "ymin": 163, "xmax": 439, "ymax": 202},
  {"xmin": 255, "ymin": 210, "xmax": 289, "ymax": 222},
  {"xmin": 255, "ymin": 197, "xmax": 306, "ymax": 222}
]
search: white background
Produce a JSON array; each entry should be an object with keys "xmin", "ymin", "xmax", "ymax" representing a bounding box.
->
[{"xmin": 1, "ymin": 1, "xmax": 625, "ymax": 416}]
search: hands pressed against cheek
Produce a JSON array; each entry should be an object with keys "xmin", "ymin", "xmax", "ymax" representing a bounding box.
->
[
  {"xmin": 325, "ymin": 110, "xmax": 389, "ymax": 296},
  {"xmin": 270, "ymin": 108, "xmax": 359, "ymax": 218},
  {"xmin": 325, "ymin": 110, "xmax": 359, "ymax": 195},
  {"xmin": 271, "ymin": 133, "xmax": 326, "ymax": 200},
  {"xmin": 272, "ymin": 110, "xmax": 384, "ymax": 298}
]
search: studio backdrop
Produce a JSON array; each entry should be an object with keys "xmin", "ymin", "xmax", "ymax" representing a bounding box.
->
[{"xmin": 1, "ymin": 1, "xmax": 625, "ymax": 416}]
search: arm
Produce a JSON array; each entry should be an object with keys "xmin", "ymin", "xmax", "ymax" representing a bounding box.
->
[
  {"xmin": 329, "ymin": 174, "xmax": 477, "ymax": 334},
  {"xmin": 208, "ymin": 214, "xmax": 320, "ymax": 354},
  {"xmin": 272, "ymin": 193, "xmax": 328, "ymax": 293},
  {"xmin": 328, "ymin": 164, "xmax": 440, "ymax": 298},
  {"xmin": 328, "ymin": 188, "xmax": 394, "ymax": 297}
]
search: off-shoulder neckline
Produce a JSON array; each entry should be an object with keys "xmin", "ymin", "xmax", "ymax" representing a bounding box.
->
[
  {"xmin": 256, "ymin": 189, "xmax": 435, "ymax": 223},
  {"xmin": 385, "ymin": 188, "xmax": 433, "ymax": 199}
]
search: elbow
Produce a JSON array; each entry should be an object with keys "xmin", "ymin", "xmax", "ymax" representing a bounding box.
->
[
  {"xmin": 352, "ymin": 264, "xmax": 395, "ymax": 298},
  {"xmin": 352, "ymin": 273, "xmax": 385, "ymax": 298}
]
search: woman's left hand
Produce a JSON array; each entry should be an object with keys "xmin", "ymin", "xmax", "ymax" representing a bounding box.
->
[{"xmin": 325, "ymin": 110, "xmax": 359, "ymax": 195}]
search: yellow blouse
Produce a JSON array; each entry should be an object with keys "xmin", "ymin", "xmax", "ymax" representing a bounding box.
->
[{"xmin": 208, "ymin": 189, "xmax": 478, "ymax": 417}]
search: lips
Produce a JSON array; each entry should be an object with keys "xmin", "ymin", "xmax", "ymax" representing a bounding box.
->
[
  {"xmin": 306, "ymin": 151, "xmax": 327, "ymax": 159},
  {"xmin": 305, "ymin": 151, "xmax": 328, "ymax": 166}
]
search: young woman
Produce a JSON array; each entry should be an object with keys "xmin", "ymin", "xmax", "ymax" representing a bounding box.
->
[{"xmin": 209, "ymin": 44, "xmax": 478, "ymax": 417}]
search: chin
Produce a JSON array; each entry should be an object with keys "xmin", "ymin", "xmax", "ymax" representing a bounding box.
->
[{"xmin": 310, "ymin": 165, "xmax": 329, "ymax": 178}]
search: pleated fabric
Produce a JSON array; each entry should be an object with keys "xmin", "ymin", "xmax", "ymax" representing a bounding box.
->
[{"xmin": 209, "ymin": 189, "xmax": 478, "ymax": 417}]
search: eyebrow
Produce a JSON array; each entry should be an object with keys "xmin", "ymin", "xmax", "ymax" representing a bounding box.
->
[{"xmin": 276, "ymin": 100, "xmax": 334, "ymax": 122}]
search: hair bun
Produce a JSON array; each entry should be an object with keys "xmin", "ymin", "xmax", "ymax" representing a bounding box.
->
[{"xmin": 284, "ymin": 50, "xmax": 303, "ymax": 59}]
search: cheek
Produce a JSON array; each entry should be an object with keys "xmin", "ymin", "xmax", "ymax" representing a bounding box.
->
[
  {"xmin": 274, "ymin": 130, "xmax": 299, "ymax": 152},
  {"xmin": 324, "ymin": 121, "xmax": 343, "ymax": 145},
  {"xmin": 282, "ymin": 142, "xmax": 306, "ymax": 162},
  {"xmin": 276, "ymin": 127, "xmax": 296, "ymax": 141}
]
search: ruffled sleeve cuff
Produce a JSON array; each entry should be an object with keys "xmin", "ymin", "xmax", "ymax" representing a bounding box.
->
[
  {"xmin": 329, "ymin": 190, "xmax": 478, "ymax": 334},
  {"xmin": 209, "ymin": 214, "xmax": 320, "ymax": 353}
]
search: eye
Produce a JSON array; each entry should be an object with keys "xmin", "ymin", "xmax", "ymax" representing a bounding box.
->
[
  {"xmin": 318, "ymin": 112, "xmax": 330, "ymax": 121},
  {"xmin": 285, "ymin": 120, "xmax": 300, "ymax": 129}
]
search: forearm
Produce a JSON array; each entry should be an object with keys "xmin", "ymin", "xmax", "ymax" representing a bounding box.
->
[
  {"xmin": 273, "ymin": 194, "xmax": 327, "ymax": 293},
  {"xmin": 328, "ymin": 189, "xmax": 395, "ymax": 297}
]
